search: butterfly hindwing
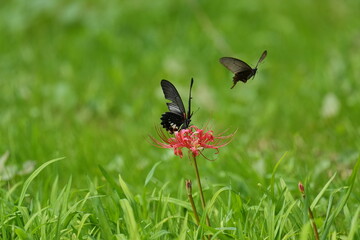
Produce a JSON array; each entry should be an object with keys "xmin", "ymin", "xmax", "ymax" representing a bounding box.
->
[
  {"xmin": 160, "ymin": 112, "xmax": 185, "ymax": 134},
  {"xmin": 234, "ymin": 69, "xmax": 255, "ymax": 83}
]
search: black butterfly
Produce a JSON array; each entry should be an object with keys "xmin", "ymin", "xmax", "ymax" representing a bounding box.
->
[
  {"xmin": 219, "ymin": 50, "xmax": 267, "ymax": 89},
  {"xmin": 160, "ymin": 78, "xmax": 194, "ymax": 133}
]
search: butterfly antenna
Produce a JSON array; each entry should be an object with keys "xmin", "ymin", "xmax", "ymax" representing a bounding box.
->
[
  {"xmin": 188, "ymin": 78, "xmax": 194, "ymax": 117},
  {"xmin": 192, "ymin": 107, "xmax": 200, "ymax": 116}
]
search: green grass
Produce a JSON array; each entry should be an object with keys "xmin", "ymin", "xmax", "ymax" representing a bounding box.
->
[{"xmin": 1, "ymin": 0, "xmax": 360, "ymax": 239}]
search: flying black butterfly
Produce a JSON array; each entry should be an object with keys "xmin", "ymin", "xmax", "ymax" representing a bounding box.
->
[
  {"xmin": 219, "ymin": 50, "xmax": 267, "ymax": 89},
  {"xmin": 160, "ymin": 78, "xmax": 194, "ymax": 133}
]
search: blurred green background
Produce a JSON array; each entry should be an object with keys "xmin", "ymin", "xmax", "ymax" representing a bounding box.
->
[{"xmin": 1, "ymin": 0, "xmax": 359, "ymax": 195}]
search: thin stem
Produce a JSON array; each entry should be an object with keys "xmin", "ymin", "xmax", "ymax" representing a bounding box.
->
[
  {"xmin": 185, "ymin": 180, "xmax": 200, "ymax": 225},
  {"xmin": 298, "ymin": 182, "xmax": 319, "ymax": 240},
  {"xmin": 192, "ymin": 155, "xmax": 211, "ymax": 227},
  {"xmin": 308, "ymin": 207, "xmax": 320, "ymax": 240}
]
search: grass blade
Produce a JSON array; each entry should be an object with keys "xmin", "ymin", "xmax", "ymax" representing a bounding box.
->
[
  {"xmin": 120, "ymin": 199, "xmax": 140, "ymax": 240},
  {"xmin": 347, "ymin": 206, "xmax": 360, "ymax": 240},
  {"xmin": 99, "ymin": 165, "xmax": 125, "ymax": 199},
  {"xmin": 18, "ymin": 157, "xmax": 63, "ymax": 207},
  {"xmin": 310, "ymin": 172, "xmax": 336, "ymax": 210},
  {"xmin": 321, "ymin": 157, "xmax": 360, "ymax": 240},
  {"xmin": 119, "ymin": 174, "xmax": 134, "ymax": 202},
  {"xmin": 145, "ymin": 161, "xmax": 161, "ymax": 186},
  {"xmin": 270, "ymin": 152, "xmax": 288, "ymax": 197}
]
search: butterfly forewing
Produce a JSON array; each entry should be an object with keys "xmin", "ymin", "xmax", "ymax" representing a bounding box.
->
[
  {"xmin": 161, "ymin": 80, "xmax": 186, "ymax": 115},
  {"xmin": 219, "ymin": 57, "xmax": 252, "ymax": 74},
  {"xmin": 255, "ymin": 50, "xmax": 267, "ymax": 68}
]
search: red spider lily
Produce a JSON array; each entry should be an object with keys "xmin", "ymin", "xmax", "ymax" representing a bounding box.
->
[{"xmin": 150, "ymin": 126, "xmax": 235, "ymax": 158}]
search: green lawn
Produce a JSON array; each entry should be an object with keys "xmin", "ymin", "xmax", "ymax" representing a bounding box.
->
[{"xmin": 1, "ymin": 0, "xmax": 359, "ymax": 239}]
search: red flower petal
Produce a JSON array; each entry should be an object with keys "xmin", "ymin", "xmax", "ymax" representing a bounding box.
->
[{"xmin": 150, "ymin": 125, "xmax": 235, "ymax": 159}]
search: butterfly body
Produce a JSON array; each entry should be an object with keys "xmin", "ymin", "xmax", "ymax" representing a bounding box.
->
[
  {"xmin": 220, "ymin": 50, "xmax": 267, "ymax": 89},
  {"xmin": 160, "ymin": 79, "xmax": 193, "ymax": 133}
]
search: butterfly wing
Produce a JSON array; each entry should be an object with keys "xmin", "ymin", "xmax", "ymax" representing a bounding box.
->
[
  {"xmin": 161, "ymin": 80, "xmax": 186, "ymax": 116},
  {"xmin": 219, "ymin": 57, "xmax": 252, "ymax": 74},
  {"xmin": 234, "ymin": 69, "xmax": 255, "ymax": 83},
  {"xmin": 160, "ymin": 80, "xmax": 189, "ymax": 132},
  {"xmin": 160, "ymin": 112, "xmax": 185, "ymax": 133},
  {"xmin": 255, "ymin": 50, "xmax": 267, "ymax": 68}
]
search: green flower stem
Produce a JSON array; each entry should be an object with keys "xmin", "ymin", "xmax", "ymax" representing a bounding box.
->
[
  {"xmin": 192, "ymin": 155, "xmax": 211, "ymax": 227},
  {"xmin": 308, "ymin": 206, "xmax": 319, "ymax": 240},
  {"xmin": 299, "ymin": 182, "xmax": 319, "ymax": 240},
  {"xmin": 185, "ymin": 180, "xmax": 200, "ymax": 226}
]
